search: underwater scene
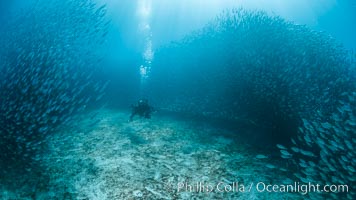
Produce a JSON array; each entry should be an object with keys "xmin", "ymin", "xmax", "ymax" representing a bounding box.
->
[{"xmin": 0, "ymin": 0, "xmax": 355, "ymax": 199}]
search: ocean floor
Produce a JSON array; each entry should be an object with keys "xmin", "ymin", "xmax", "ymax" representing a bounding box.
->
[{"xmin": 1, "ymin": 109, "xmax": 302, "ymax": 199}]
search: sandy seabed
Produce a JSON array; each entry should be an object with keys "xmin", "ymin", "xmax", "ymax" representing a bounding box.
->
[{"xmin": 1, "ymin": 109, "xmax": 301, "ymax": 199}]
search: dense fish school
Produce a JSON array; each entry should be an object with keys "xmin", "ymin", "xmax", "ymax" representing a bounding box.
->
[
  {"xmin": 149, "ymin": 9, "xmax": 356, "ymax": 200},
  {"xmin": 0, "ymin": 0, "xmax": 109, "ymax": 182}
]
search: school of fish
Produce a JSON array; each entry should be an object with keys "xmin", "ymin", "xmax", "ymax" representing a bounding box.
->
[
  {"xmin": 0, "ymin": 0, "xmax": 109, "ymax": 176},
  {"xmin": 149, "ymin": 8, "xmax": 356, "ymax": 199}
]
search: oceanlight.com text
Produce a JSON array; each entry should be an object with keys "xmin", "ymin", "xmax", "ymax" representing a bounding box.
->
[
  {"xmin": 177, "ymin": 181, "xmax": 349, "ymax": 195},
  {"xmin": 255, "ymin": 182, "xmax": 348, "ymax": 195}
]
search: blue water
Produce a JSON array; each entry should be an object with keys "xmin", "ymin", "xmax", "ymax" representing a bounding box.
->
[{"xmin": 0, "ymin": 0, "xmax": 355, "ymax": 199}]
